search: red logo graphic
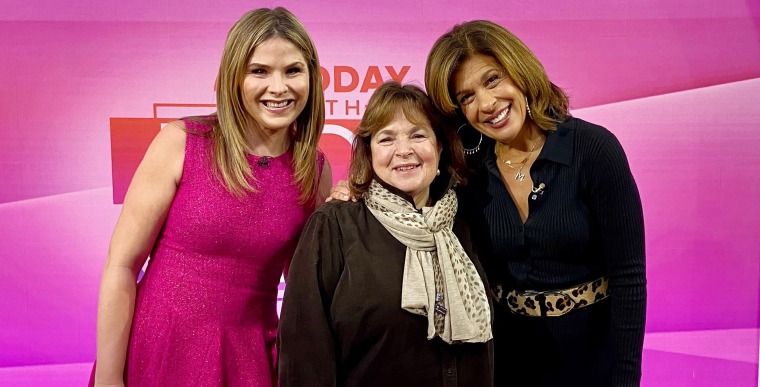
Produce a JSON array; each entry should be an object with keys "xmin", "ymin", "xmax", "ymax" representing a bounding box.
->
[{"xmin": 110, "ymin": 103, "xmax": 358, "ymax": 204}]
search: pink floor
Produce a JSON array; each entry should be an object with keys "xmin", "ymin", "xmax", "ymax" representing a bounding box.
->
[{"xmin": 1, "ymin": 329, "xmax": 757, "ymax": 386}]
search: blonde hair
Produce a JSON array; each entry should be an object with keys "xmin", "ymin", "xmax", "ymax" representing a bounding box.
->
[
  {"xmin": 425, "ymin": 20, "xmax": 569, "ymax": 131},
  {"xmin": 213, "ymin": 7, "xmax": 324, "ymax": 203},
  {"xmin": 349, "ymin": 81, "xmax": 466, "ymax": 198}
]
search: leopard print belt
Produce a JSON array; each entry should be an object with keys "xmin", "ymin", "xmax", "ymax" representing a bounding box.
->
[{"xmin": 494, "ymin": 277, "xmax": 609, "ymax": 317}]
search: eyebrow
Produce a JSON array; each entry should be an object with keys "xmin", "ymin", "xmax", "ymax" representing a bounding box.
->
[
  {"xmin": 247, "ymin": 61, "xmax": 306, "ymax": 68},
  {"xmin": 376, "ymin": 125, "xmax": 428, "ymax": 136},
  {"xmin": 375, "ymin": 128, "xmax": 397, "ymax": 136}
]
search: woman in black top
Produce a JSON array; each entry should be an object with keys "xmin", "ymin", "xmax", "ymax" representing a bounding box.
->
[
  {"xmin": 424, "ymin": 21, "xmax": 646, "ymax": 386},
  {"xmin": 278, "ymin": 82, "xmax": 494, "ymax": 387}
]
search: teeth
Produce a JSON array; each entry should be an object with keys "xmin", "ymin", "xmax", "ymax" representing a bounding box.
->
[
  {"xmin": 265, "ymin": 101, "xmax": 290, "ymax": 108},
  {"xmin": 489, "ymin": 106, "xmax": 510, "ymax": 124},
  {"xmin": 396, "ymin": 165, "xmax": 417, "ymax": 171}
]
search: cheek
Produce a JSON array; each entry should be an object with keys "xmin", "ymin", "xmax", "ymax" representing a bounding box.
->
[
  {"xmin": 429, "ymin": 141, "xmax": 442, "ymax": 162},
  {"xmin": 430, "ymin": 152, "xmax": 441, "ymax": 169},
  {"xmin": 239, "ymin": 85, "xmax": 255, "ymax": 112},
  {"xmin": 462, "ymin": 106, "xmax": 478, "ymax": 123},
  {"xmin": 241, "ymin": 82, "xmax": 257, "ymax": 103},
  {"xmin": 421, "ymin": 145, "xmax": 441, "ymax": 168},
  {"xmin": 294, "ymin": 77, "xmax": 310, "ymax": 96}
]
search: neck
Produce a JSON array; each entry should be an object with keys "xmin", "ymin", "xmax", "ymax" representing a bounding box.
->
[
  {"xmin": 246, "ymin": 125, "xmax": 291, "ymax": 157},
  {"xmin": 502, "ymin": 122, "xmax": 542, "ymax": 152},
  {"xmin": 412, "ymin": 189, "xmax": 431, "ymax": 209}
]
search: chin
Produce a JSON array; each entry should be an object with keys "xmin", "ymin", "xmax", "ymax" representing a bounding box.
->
[{"xmin": 263, "ymin": 118, "xmax": 296, "ymax": 131}]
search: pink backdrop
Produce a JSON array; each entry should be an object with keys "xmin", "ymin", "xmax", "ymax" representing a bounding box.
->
[{"xmin": 1, "ymin": 1, "xmax": 759, "ymax": 385}]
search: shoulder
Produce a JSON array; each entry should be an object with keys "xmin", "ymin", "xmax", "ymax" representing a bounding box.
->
[
  {"xmin": 562, "ymin": 116, "xmax": 627, "ymax": 158},
  {"xmin": 133, "ymin": 120, "xmax": 186, "ymax": 186},
  {"xmin": 176, "ymin": 116, "xmax": 217, "ymax": 159},
  {"xmin": 565, "ymin": 118, "xmax": 637, "ymax": 187},
  {"xmin": 312, "ymin": 199, "xmax": 364, "ymax": 220},
  {"xmin": 150, "ymin": 120, "xmax": 187, "ymax": 156},
  {"xmin": 562, "ymin": 116, "xmax": 615, "ymax": 141},
  {"xmin": 181, "ymin": 114, "xmax": 216, "ymax": 135},
  {"xmin": 305, "ymin": 200, "xmax": 366, "ymax": 240}
]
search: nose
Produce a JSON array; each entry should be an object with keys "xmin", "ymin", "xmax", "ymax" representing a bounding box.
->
[
  {"xmin": 269, "ymin": 72, "xmax": 288, "ymax": 95},
  {"xmin": 395, "ymin": 137, "xmax": 414, "ymax": 157},
  {"xmin": 477, "ymin": 89, "xmax": 497, "ymax": 113}
]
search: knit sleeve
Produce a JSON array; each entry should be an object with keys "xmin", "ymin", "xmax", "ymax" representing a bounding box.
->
[
  {"xmin": 586, "ymin": 130, "xmax": 647, "ymax": 386},
  {"xmin": 278, "ymin": 205, "xmax": 345, "ymax": 387}
]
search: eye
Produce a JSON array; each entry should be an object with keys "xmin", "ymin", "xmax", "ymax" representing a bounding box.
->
[
  {"xmin": 286, "ymin": 67, "xmax": 304, "ymax": 75},
  {"xmin": 248, "ymin": 68, "xmax": 266, "ymax": 76},
  {"xmin": 458, "ymin": 93, "xmax": 474, "ymax": 106},
  {"xmin": 486, "ymin": 74, "xmax": 500, "ymax": 87},
  {"xmin": 377, "ymin": 137, "xmax": 393, "ymax": 144},
  {"xmin": 410, "ymin": 133, "xmax": 428, "ymax": 142}
]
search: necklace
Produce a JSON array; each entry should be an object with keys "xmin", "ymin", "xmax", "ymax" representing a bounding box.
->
[{"xmin": 497, "ymin": 138, "xmax": 541, "ymax": 182}]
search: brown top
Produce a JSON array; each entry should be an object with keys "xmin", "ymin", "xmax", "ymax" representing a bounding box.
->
[{"xmin": 278, "ymin": 196, "xmax": 493, "ymax": 387}]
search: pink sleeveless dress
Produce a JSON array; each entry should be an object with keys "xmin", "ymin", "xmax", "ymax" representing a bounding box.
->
[{"xmin": 93, "ymin": 116, "xmax": 323, "ymax": 386}]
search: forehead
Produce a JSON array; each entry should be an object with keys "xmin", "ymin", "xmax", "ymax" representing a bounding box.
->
[
  {"xmin": 248, "ymin": 37, "xmax": 305, "ymax": 63},
  {"xmin": 452, "ymin": 54, "xmax": 501, "ymax": 90},
  {"xmin": 376, "ymin": 110, "xmax": 432, "ymax": 133}
]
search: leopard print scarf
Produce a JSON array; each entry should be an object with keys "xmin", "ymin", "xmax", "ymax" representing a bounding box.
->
[{"xmin": 365, "ymin": 180, "xmax": 492, "ymax": 344}]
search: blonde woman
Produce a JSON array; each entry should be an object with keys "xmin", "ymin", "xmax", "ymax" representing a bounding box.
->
[{"xmin": 91, "ymin": 7, "xmax": 330, "ymax": 387}]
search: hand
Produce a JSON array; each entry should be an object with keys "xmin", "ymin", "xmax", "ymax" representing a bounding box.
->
[
  {"xmin": 325, "ymin": 180, "xmax": 355, "ymax": 202},
  {"xmin": 94, "ymin": 382, "xmax": 125, "ymax": 387},
  {"xmin": 94, "ymin": 368, "xmax": 126, "ymax": 387}
]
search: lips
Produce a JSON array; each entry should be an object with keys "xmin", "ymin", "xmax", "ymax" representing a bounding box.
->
[
  {"xmin": 261, "ymin": 100, "xmax": 294, "ymax": 111},
  {"xmin": 486, "ymin": 104, "xmax": 511, "ymax": 125},
  {"xmin": 393, "ymin": 164, "xmax": 420, "ymax": 172}
]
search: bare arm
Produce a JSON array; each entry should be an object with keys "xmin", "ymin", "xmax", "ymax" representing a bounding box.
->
[
  {"xmin": 315, "ymin": 157, "xmax": 333, "ymax": 207},
  {"xmin": 94, "ymin": 122, "xmax": 186, "ymax": 386}
]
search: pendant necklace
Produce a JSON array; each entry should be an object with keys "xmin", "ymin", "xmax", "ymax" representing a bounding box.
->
[{"xmin": 497, "ymin": 137, "xmax": 542, "ymax": 182}]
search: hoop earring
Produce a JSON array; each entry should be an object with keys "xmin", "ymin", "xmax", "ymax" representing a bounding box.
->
[
  {"xmin": 457, "ymin": 123, "xmax": 482, "ymax": 155},
  {"xmin": 525, "ymin": 95, "xmax": 533, "ymax": 121}
]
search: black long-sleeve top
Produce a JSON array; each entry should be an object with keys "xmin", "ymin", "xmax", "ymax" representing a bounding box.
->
[
  {"xmin": 459, "ymin": 117, "xmax": 646, "ymax": 385},
  {"xmin": 278, "ymin": 194, "xmax": 493, "ymax": 387}
]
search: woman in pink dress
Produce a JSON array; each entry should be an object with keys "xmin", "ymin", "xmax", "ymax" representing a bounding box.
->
[{"xmin": 91, "ymin": 7, "xmax": 331, "ymax": 387}]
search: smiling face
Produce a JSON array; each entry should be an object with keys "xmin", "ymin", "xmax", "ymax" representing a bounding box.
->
[
  {"xmin": 370, "ymin": 111, "xmax": 442, "ymax": 208},
  {"xmin": 242, "ymin": 37, "xmax": 310, "ymax": 133},
  {"xmin": 451, "ymin": 54, "xmax": 529, "ymax": 144}
]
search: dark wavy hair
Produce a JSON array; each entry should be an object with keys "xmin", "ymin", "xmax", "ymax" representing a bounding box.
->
[
  {"xmin": 348, "ymin": 81, "xmax": 466, "ymax": 199},
  {"xmin": 425, "ymin": 20, "xmax": 569, "ymax": 131}
]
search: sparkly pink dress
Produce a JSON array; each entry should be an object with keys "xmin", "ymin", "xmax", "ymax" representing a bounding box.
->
[{"xmin": 93, "ymin": 116, "xmax": 323, "ymax": 386}]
